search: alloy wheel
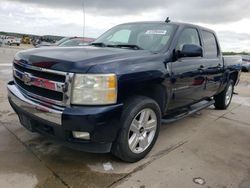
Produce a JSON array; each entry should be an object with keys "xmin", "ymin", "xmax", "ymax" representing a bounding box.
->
[{"xmin": 128, "ymin": 108, "xmax": 157, "ymax": 154}]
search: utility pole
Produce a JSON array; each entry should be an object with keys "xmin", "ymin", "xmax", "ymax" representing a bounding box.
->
[{"xmin": 82, "ymin": 0, "xmax": 85, "ymax": 39}]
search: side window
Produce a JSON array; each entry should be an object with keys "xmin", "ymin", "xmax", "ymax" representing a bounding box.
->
[
  {"xmin": 176, "ymin": 28, "xmax": 201, "ymax": 51},
  {"xmin": 202, "ymin": 30, "xmax": 218, "ymax": 58},
  {"xmin": 108, "ymin": 29, "xmax": 131, "ymax": 43}
]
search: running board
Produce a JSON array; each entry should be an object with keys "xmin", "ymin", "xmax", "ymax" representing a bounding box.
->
[{"xmin": 161, "ymin": 100, "xmax": 215, "ymax": 124}]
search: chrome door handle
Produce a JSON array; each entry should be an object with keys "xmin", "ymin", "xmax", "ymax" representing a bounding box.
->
[{"xmin": 198, "ymin": 65, "xmax": 205, "ymax": 71}]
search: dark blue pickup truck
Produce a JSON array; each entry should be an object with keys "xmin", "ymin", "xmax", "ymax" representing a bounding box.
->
[{"xmin": 7, "ymin": 21, "xmax": 242, "ymax": 162}]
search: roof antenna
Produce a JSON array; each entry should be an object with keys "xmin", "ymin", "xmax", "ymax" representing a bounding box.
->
[{"xmin": 165, "ymin": 17, "xmax": 170, "ymax": 23}]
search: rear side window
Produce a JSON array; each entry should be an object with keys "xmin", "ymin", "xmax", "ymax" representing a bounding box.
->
[
  {"xmin": 176, "ymin": 28, "xmax": 201, "ymax": 51},
  {"xmin": 202, "ymin": 31, "xmax": 218, "ymax": 58}
]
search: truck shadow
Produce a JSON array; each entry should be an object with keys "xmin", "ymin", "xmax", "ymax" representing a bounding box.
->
[{"xmin": 4, "ymin": 108, "xmax": 219, "ymax": 187}]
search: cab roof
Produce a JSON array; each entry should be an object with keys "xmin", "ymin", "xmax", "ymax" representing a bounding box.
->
[{"xmin": 119, "ymin": 21, "xmax": 215, "ymax": 33}]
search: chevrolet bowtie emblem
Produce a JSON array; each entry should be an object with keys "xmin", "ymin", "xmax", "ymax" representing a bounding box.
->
[{"xmin": 22, "ymin": 73, "xmax": 32, "ymax": 85}]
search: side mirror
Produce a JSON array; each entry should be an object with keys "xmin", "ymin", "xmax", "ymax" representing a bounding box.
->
[{"xmin": 179, "ymin": 44, "xmax": 203, "ymax": 58}]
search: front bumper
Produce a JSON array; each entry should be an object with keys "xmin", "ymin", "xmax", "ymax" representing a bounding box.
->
[{"xmin": 7, "ymin": 81, "xmax": 123, "ymax": 153}]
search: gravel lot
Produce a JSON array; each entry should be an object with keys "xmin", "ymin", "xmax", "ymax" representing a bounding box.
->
[{"xmin": 0, "ymin": 46, "xmax": 250, "ymax": 188}]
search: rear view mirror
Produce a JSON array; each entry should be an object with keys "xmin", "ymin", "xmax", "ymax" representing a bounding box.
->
[{"xmin": 179, "ymin": 44, "xmax": 203, "ymax": 58}]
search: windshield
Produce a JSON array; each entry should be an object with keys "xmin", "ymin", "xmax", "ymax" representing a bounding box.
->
[{"xmin": 93, "ymin": 23, "xmax": 175, "ymax": 52}]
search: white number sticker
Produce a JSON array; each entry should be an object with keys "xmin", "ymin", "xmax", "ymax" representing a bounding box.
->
[{"xmin": 145, "ymin": 30, "xmax": 167, "ymax": 35}]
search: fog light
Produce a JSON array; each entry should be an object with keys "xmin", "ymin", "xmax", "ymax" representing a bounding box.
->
[{"xmin": 72, "ymin": 131, "xmax": 90, "ymax": 140}]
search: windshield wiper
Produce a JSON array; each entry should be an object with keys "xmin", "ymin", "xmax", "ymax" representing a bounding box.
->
[
  {"xmin": 91, "ymin": 43, "xmax": 144, "ymax": 50},
  {"xmin": 108, "ymin": 44, "xmax": 144, "ymax": 50},
  {"xmin": 91, "ymin": 42, "xmax": 107, "ymax": 47}
]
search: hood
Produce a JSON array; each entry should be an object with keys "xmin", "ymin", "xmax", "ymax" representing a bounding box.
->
[{"xmin": 16, "ymin": 46, "xmax": 154, "ymax": 73}]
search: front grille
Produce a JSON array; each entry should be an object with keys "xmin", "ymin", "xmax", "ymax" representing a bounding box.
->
[
  {"xmin": 14, "ymin": 78, "xmax": 63, "ymax": 101},
  {"xmin": 13, "ymin": 60, "xmax": 73, "ymax": 106},
  {"xmin": 14, "ymin": 63, "xmax": 65, "ymax": 82}
]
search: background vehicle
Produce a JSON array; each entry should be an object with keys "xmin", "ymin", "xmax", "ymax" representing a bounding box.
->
[
  {"xmin": 35, "ymin": 37, "xmax": 95, "ymax": 48},
  {"xmin": 7, "ymin": 21, "xmax": 242, "ymax": 162},
  {"xmin": 55, "ymin": 37, "xmax": 73, "ymax": 46},
  {"xmin": 35, "ymin": 37, "xmax": 72, "ymax": 48},
  {"xmin": 35, "ymin": 41, "xmax": 54, "ymax": 48},
  {"xmin": 242, "ymin": 55, "xmax": 250, "ymax": 72},
  {"xmin": 21, "ymin": 36, "xmax": 31, "ymax": 44},
  {"xmin": 58, "ymin": 37, "xmax": 94, "ymax": 47},
  {"xmin": 4, "ymin": 36, "xmax": 21, "ymax": 46}
]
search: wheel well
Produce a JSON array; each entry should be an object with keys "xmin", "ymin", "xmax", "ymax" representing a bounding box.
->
[
  {"xmin": 229, "ymin": 71, "xmax": 239, "ymax": 85},
  {"xmin": 242, "ymin": 67, "xmax": 249, "ymax": 72},
  {"xmin": 123, "ymin": 84, "xmax": 167, "ymax": 115}
]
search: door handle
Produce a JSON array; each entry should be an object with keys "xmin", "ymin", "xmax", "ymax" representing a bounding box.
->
[
  {"xmin": 217, "ymin": 64, "xmax": 222, "ymax": 68},
  {"xmin": 198, "ymin": 65, "xmax": 205, "ymax": 71}
]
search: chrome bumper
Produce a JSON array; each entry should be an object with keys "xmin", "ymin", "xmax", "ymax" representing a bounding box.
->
[{"xmin": 8, "ymin": 83, "xmax": 63, "ymax": 125}]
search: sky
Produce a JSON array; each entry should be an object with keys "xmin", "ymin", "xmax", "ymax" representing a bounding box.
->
[{"xmin": 0, "ymin": 0, "xmax": 249, "ymax": 52}]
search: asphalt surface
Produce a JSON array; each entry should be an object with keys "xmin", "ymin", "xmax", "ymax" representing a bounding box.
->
[{"xmin": 0, "ymin": 46, "xmax": 250, "ymax": 188}]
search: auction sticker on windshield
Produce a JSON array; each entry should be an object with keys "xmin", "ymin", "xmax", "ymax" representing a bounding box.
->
[{"xmin": 145, "ymin": 30, "xmax": 167, "ymax": 35}]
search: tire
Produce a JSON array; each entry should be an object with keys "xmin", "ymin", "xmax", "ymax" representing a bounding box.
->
[
  {"xmin": 112, "ymin": 96, "xmax": 161, "ymax": 162},
  {"xmin": 214, "ymin": 79, "xmax": 234, "ymax": 110}
]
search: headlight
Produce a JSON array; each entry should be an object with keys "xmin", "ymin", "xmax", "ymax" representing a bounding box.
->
[{"xmin": 71, "ymin": 74, "xmax": 117, "ymax": 105}]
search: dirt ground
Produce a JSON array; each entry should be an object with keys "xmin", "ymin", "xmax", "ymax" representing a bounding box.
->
[{"xmin": 0, "ymin": 46, "xmax": 250, "ymax": 188}]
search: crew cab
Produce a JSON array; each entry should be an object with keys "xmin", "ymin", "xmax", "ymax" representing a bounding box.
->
[{"xmin": 7, "ymin": 21, "xmax": 242, "ymax": 162}]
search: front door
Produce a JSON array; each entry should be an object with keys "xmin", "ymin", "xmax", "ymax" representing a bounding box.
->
[{"xmin": 168, "ymin": 28, "xmax": 206, "ymax": 110}]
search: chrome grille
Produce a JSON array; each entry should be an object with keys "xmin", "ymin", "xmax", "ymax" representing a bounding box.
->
[{"xmin": 13, "ymin": 60, "xmax": 73, "ymax": 107}]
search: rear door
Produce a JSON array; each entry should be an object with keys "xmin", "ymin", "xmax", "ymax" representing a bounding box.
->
[
  {"xmin": 168, "ymin": 27, "xmax": 206, "ymax": 109},
  {"xmin": 201, "ymin": 30, "xmax": 223, "ymax": 97}
]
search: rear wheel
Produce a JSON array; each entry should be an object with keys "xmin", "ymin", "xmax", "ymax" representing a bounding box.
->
[
  {"xmin": 112, "ymin": 96, "xmax": 161, "ymax": 162},
  {"xmin": 214, "ymin": 80, "xmax": 234, "ymax": 109}
]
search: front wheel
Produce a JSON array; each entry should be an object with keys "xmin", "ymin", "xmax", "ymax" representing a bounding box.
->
[
  {"xmin": 214, "ymin": 80, "xmax": 234, "ymax": 109},
  {"xmin": 112, "ymin": 96, "xmax": 161, "ymax": 162}
]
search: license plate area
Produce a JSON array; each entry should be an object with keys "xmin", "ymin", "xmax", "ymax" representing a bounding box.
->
[{"xmin": 19, "ymin": 114, "xmax": 35, "ymax": 132}]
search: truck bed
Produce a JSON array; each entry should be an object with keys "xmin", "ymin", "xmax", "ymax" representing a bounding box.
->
[{"xmin": 223, "ymin": 55, "xmax": 242, "ymax": 69}]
